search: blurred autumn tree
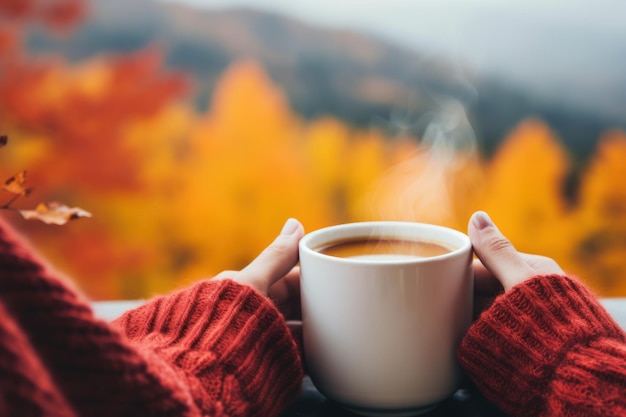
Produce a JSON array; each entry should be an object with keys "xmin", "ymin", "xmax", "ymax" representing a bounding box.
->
[
  {"xmin": 569, "ymin": 130, "xmax": 626, "ymax": 295},
  {"xmin": 0, "ymin": 0, "xmax": 189, "ymax": 297},
  {"xmin": 2, "ymin": 0, "xmax": 626, "ymax": 299}
]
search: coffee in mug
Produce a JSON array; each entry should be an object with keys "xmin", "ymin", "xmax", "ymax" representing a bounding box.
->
[
  {"xmin": 317, "ymin": 237, "xmax": 455, "ymax": 260},
  {"xmin": 299, "ymin": 221, "xmax": 473, "ymax": 416}
]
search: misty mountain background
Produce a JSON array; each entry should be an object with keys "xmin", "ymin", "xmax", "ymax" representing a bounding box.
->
[{"xmin": 26, "ymin": 0, "xmax": 626, "ymax": 166}]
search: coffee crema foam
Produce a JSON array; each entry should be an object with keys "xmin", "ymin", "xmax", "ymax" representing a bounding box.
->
[{"xmin": 318, "ymin": 238, "xmax": 455, "ymax": 260}]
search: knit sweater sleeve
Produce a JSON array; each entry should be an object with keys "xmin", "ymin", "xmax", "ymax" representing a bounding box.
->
[
  {"xmin": 457, "ymin": 274, "xmax": 626, "ymax": 417},
  {"xmin": 111, "ymin": 278, "xmax": 303, "ymax": 417}
]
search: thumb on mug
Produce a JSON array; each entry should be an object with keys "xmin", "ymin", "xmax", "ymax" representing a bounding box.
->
[
  {"xmin": 237, "ymin": 218, "xmax": 304, "ymax": 294},
  {"xmin": 468, "ymin": 211, "xmax": 535, "ymax": 291}
]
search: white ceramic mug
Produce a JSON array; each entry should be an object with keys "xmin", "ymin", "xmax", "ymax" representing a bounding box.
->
[{"xmin": 298, "ymin": 221, "xmax": 473, "ymax": 417}]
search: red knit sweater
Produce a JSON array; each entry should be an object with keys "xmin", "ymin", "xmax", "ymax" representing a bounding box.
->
[
  {"xmin": 0, "ymin": 218, "xmax": 303, "ymax": 417},
  {"xmin": 3, "ymin": 215, "xmax": 626, "ymax": 417},
  {"xmin": 458, "ymin": 274, "xmax": 626, "ymax": 417}
]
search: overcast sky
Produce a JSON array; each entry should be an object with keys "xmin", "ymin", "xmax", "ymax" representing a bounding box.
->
[
  {"xmin": 158, "ymin": 0, "xmax": 626, "ymax": 51},
  {"xmin": 159, "ymin": 0, "xmax": 626, "ymax": 117},
  {"xmin": 158, "ymin": 0, "xmax": 626, "ymax": 75}
]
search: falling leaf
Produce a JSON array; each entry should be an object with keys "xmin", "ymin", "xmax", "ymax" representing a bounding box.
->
[
  {"xmin": 0, "ymin": 135, "xmax": 7, "ymax": 147},
  {"xmin": 19, "ymin": 202, "xmax": 92, "ymax": 225},
  {"xmin": 4, "ymin": 170, "xmax": 32, "ymax": 196}
]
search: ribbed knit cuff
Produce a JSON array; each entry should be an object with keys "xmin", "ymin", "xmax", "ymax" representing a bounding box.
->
[
  {"xmin": 114, "ymin": 279, "xmax": 303, "ymax": 417},
  {"xmin": 457, "ymin": 274, "xmax": 626, "ymax": 417},
  {"xmin": 0, "ymin": 217, "xmax": 197, "ymax": 416}
]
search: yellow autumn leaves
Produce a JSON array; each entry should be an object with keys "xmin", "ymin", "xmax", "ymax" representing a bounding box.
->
[
  {"xmin": 4, "ymin": 59, "xmax": 626, "ymax": 298},
  {"xmin": 112, "ymin": 61, "xmax": 626, "ymax": 297}
]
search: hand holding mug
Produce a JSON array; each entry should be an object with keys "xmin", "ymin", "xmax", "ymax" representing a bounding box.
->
[
  {"xmin": 213, "ymin": 218, "xmax": 304, "ymax": 321},
  {"xmin": 468, "ymin": 211, "xmax": 565, "ymax": 316}
]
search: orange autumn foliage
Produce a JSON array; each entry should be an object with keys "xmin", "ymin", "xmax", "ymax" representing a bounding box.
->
[
  {"xmin": 0, "ymin": 0, "xmax": 83, "ymax": 31},
  {"xmin": 0, "ymin": 51, "xmax": 188, "ymax": 192},
  {"xmin": 569, "ymin": 130, "xmax": 626, "ymax": 295},
  {"xmin": 0, "ymin": 0, "xmax": 188, "ymax": 297},
  {"xmin": 2, "ymin": 2, "xmax": 626, "ymax": 298},
  {"xmin": 479, "ymin": 119, "xmax": 573, "ymax": 258},
  {"xmin": 11, "ymin": 60, "xmax": 626, "ymax": 298}
]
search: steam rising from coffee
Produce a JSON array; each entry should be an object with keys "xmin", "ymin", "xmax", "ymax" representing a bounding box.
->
[{"xmin": 369, "ymin": 76, "xmax": 481, "ymax": 228}]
